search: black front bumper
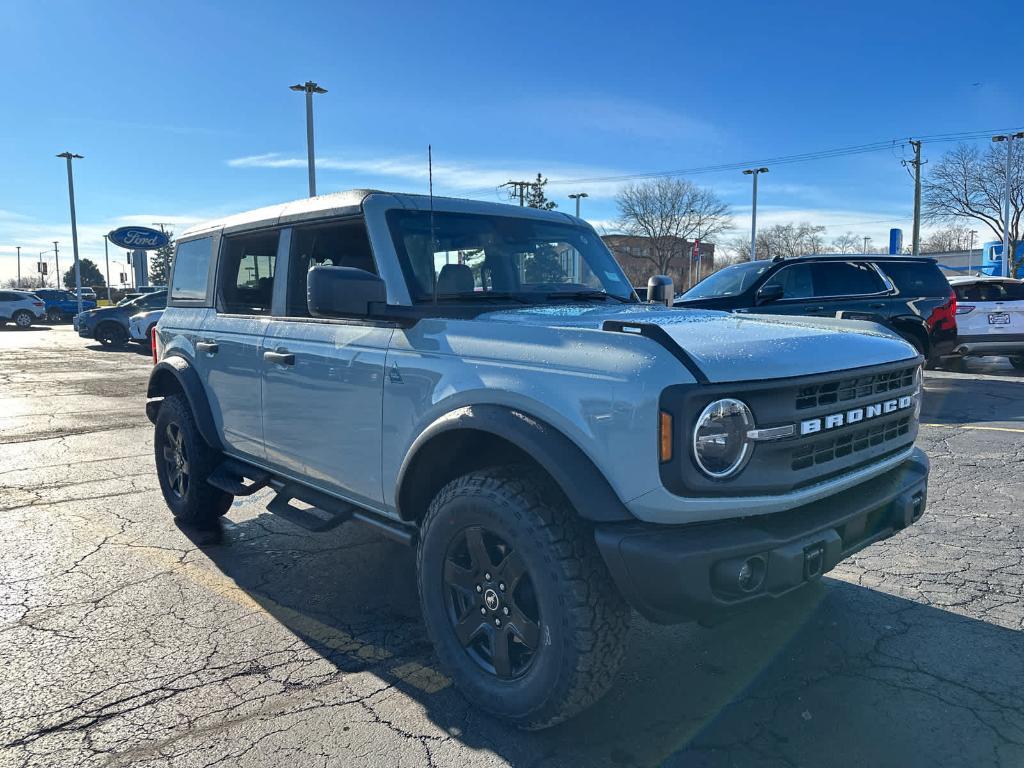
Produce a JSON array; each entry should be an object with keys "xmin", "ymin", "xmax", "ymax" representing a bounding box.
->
[{"xmin": 595, "ymin": 449, "xmax": 929, "ymax": 624}]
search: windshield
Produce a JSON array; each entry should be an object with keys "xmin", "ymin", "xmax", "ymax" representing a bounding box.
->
[
  {"xmin": 682, "ymin": 261, "xmax": 771, "ymax": 299},
  {"xmin": 387, "ymin": 210, "xmax": 634, "ymax": 303}
]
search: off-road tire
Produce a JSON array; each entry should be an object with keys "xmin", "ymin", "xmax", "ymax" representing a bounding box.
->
[
  {"xmin": 417, "ymin": 466, "xmax": 630, "ymax": 729},
  {"xmin": 154, "ymin": 394, "xmax": 232, "ymax": 524},
  {"xmin": 13, "ymin": 310, "xmax": 33, "ymax": 329}
]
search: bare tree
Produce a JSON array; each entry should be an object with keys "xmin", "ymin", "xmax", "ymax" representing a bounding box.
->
[
  {"xmin": 614, "ymin": 177, "xmax": 731, "ymax": 276},
  {"xmin": 2, "ymin": 276, "xmax": 46, "ymax": 290},
  {"xmin": 730, "ymin": 222, "xmax": 829, "ymax": 261},
  {"xmin": 921, "ymin": 224, "xmax": 975, "ymax": 253},
  {"xmin": 923, "ymin": 142, "xmax": 1023, "ymax": 272},
  {"xmin": 832, "ymin": 232, "xmax": 860, "ymax": 253}
]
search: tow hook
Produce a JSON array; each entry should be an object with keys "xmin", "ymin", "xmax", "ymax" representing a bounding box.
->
[{"xmin": 803, "ymin": 542, "xmax": 826, "ymax": 580}]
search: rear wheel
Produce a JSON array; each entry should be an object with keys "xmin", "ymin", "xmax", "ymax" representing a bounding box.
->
[
  {"xmin": 154, "ymin": 394, "xmax": 232, "ymax": 523},
  {"xmin": 96, "ymin": 322, "xmax": 128, "ymax": 346},
  {"xmin": 13, "ymin": 310, "xmax": 33, "ymax": 329},
  {"xmin": 46, "ymin": 308, "xmax": 65, "ymax": 323},
  {"xmin": 417, "ymin": 466, "xmax": 630, "ymax": 729}
]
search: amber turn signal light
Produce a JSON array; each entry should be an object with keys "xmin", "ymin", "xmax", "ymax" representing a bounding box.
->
[{"xmin": 659, "ymin": 410, "xmax": 673, "ymax": 463}]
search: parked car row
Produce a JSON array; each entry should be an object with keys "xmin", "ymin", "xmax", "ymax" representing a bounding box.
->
[{"xmin": 74, "ymin": 290, "xmax": 166, "ymax": 346}]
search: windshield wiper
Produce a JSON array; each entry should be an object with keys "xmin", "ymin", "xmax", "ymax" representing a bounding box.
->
[
  {"xmin": 418, "ymin": 291, "xmax": 536, "ymax": 304},
  {"xmin": 544, "ymin": 290, "xmax": 632, "ymax": 303}
]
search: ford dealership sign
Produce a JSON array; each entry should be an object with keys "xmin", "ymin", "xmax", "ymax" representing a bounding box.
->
[{"xmin": 107, "ymin": 226, "xmax": 170, "ymax": 250}]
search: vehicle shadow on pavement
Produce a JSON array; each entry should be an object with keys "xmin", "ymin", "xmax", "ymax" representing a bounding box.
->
[
  {"xmin": 178, "ymin": 514, "xmax": 1024, "ymax": 767},
  {"xmin": 0, "ymin": 325, "xmax": 52, "ymax": 332},
  {"xmin": 923, "ymin": 374, "xmax": 1024, "ymax": 424},
  {"xmin": 84, "ymin": 343, "xmax": 151, "ymax": 356}
]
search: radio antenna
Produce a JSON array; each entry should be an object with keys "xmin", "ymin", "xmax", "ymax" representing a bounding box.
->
[{"xmin": 429, "ymin": 144, "xmax": 438, "ymax": 303}]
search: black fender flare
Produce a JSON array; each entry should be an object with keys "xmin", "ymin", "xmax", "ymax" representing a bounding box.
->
[
  {"xmin": 888, "ymin": 316, "xmax": 931, "ymax": 356},
  {"xmin": 395, "ymin": 404, "xmax": 632, "ymax": 523},
  {"xmin": 146, "ymin": 356, "xmax": 223, "ymax": 450}
]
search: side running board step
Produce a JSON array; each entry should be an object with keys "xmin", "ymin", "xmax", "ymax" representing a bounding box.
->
[
  {"xmin": 266, "ymin": 483, "xmax": 355, "ymax": 532},
  {"xmin": 207, "ymin": 458, "xmax": 271, "ymax": 496}
]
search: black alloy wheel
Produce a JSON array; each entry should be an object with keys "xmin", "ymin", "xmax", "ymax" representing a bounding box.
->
[
  {"xmin": 443, "ymin": 525, "xmax": 541, "ymax": 680},
  {"xmin": 161, "ymin": 422, "xmax": 190, "ymax": 499},
  {"xmin": 97, "ymin": 322, "xmax": 128, "ymax": 346}
]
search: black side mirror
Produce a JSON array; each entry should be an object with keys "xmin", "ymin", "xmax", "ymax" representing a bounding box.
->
[
  {"xmin": 756, "ymin": 283, "xmax": 784, "ymax": 305},
  {"xmin": 647, "ymin": 275, "xmax": 674, "ymax": 306},
  {"xmin": 307, "ymin": 266, "xmax": 387, "ymax": 318}
]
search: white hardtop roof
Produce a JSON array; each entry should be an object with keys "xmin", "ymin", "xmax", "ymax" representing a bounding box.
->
[
  {"xmin": 947, "ymin": 275, "xmax": 1022, "ymax": 284},
  {"xmin": 181, "ymin": 189, "xmax": 581, "ymax": 239}
]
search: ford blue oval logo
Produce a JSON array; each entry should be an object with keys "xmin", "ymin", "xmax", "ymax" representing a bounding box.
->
[{"xmin": 107, "ymin": 226, "xmax": 170, "ymax": 250}]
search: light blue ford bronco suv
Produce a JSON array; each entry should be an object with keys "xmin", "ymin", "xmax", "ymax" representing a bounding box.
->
[{"xmin": 147, "ymin": 190, "xmax": 928, "ymax": 728}]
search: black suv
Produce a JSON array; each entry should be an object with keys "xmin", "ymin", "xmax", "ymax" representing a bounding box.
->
[{"xmin": 676, "ymin": 255, "xmax": 956, "ymax": 364}]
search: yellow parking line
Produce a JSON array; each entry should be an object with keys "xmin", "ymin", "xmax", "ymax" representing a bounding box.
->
[{"xmin": 922, "ymin": 423, "xmax": 1024, "ymax": 434}]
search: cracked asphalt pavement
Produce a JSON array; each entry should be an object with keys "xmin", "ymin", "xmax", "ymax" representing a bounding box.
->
[{"xmin": 1, "ymin": 325, "xmax": 1022, "ymax": 767}]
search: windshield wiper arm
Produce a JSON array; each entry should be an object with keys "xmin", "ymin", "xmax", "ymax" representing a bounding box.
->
[
  {"xmin": 544, "ymin": 290, "xmax": 632, "ymax": 303},
  {"xmin": 418, "ymin": 291, "xmax": 535, "ymax": 304}
]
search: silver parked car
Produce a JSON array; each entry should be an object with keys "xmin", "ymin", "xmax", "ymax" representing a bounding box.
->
[
  {"xmin": 129, "ymin": 308, "xmax": 164, "ymax": 346},
  {"xmin": 0, "ymin": 290, "xmax": 46, "ymax": 328},
  {"xmin": 146, "ymin": 190, "xmax": 929, "ymax": 729}
]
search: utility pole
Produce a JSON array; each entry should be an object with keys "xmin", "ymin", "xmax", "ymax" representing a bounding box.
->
[
  {"xmin": 742, "ymin": 168, "xmax": 768, "ymax": 260},
  {"xmin": 992, "ymin": 132, "xmax": 1024, "ymax": 278},
  {"xmin": 502, "ymin": 180, "xmax": 530, "ymax": 206},
  {"xmin": 57, "ymin": 151, "xmax": 85, "ymax": 318},
  {"xmin": 289, "ymin": 81, "xmax": 327, "ymax": 197},
  {"xmin": 909, "ymin": 139, "xmax": 923, "ymax": 256},
  {"xmin": 103, "ymin": 235, "xmax": 112, "ymax": 303},
  {"xmin": 967, "ymin": 229, "xmax": 977, "ymax": 273},
  {"xmin": 568, "ymin": 192, "xmax": 589, "ymax": 218},
  {"xmin": 863, "ymin": 236, "xmax": 872, "ymax": 254},
  {"xmin": 16, "ymin": 246, "xmax": 20, "ymax": 288},
  {"xmin": 53, "ymin": 241, "xmax": 60, "ymax": 289}
]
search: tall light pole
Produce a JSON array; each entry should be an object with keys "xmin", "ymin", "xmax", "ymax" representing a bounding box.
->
[
  {"xmin": 53, "ymin": 241, "xmax": 60, "ymax": 289},
  {"xmin": 742, "ymin": 168, "xmax": 768, "ymax": 260},
  {"xmin": 289, "ymin": 80, "xmax": 327, "ymax": 197},
  {"xmin": 863, "ymin": 236, "xmax": 872, "ymax": 254},
  {"xmin": 568, "ymin": 192, "xmax": 589, "ymax": 218},
  {"xmin": 57, "ymin": 152, "xmax": 85, "ymax": 318},
  {"xmin": 967, "ymin": 229, "xmax": 977, "ymax": 273},
  {"xmin": 16, "ymin": 246, "xmax": 21, "ymax": 288},
  {"xmin": 992, "ymin": 132, "xmax": 1023, "ymax": 278},
  {"xmin": 103, "ymin": 235, "xmax": 113, "ymax": 303}
]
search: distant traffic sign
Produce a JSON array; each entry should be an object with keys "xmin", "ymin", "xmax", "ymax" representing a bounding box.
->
[{"xmin": 107, "ymin": 226, "xmax": 169, "ymax": 250}]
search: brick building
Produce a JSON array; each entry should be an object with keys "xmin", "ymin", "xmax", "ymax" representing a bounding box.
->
[{"xmin": 601, "ymin": 235, "xmax": 716, "ymax": 291}]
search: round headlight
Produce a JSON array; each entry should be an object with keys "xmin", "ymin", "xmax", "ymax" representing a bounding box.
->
[{"xmin": 692, "ymin": 398, "xmax": 754, "ymax": 478}]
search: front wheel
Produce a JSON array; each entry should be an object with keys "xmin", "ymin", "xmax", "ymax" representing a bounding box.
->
[
  {"xmin": 154, "ymin": 394, "xmax": 233, "ymax": 524},
  {"xmin": 417, "ymin": 467, "xmax": 630, "ymax": 729},
  {"xmin": 13, "ymin": 311, "xmax": 33, "ymax": 329},
  {"xmin": 46, "ymin": 308, "xmax": 65, "ymax": 323},
  {"xmin": 96, "ymin": 322, "xmax": 128, "ymax": 346}
]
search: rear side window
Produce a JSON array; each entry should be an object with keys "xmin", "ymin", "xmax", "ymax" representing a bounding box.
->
[
  {"xmin": 761, "ymin": 264, "xmax": 814, "ymax": 299},
  {"xmin": 219, "ymin": 232, "xmax": 280, "ymax": 315},
  {"xmin": 171, "ymin": 237, "xmax": 213, "ymax": 301},
  {"xmin": 877, "ymin": 261, "xmax": 949, "ymax": 297},
  {"xmin": 955, "ymin": 281, "xmax": 1024, "ymax": 302},
  {"xmin": 0, "ymin": 291, "xmax": 17, "ymax": 301},
  {"xmin": 812, "ymin": 262, "xmax": 886, "ymax": 296}
]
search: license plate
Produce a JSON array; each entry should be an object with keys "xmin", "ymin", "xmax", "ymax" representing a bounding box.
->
[{"xmin": 988, "ymin": 313, "xmax": 1010, "ymax": 325}]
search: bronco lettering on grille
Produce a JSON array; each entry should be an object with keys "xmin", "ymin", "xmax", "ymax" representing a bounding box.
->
[{"xmin": 800, "ymin": 395, "xmax": 913, "ymax": 436}]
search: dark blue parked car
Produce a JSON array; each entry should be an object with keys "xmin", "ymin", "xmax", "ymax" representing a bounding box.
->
[
  {"xmin": 34, "ymin": 289, "xmax": 97, "ymax": 323},
  {"xmin": 75, "ymin": 290, "xmax": 166, "ymax": 346}
]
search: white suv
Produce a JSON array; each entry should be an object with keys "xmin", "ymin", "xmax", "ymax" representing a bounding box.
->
[
  {"xmin": 0, "ymin": 290, "xmax": 46, "ymax": 328},
  {"xmin": 949, "ymin": 276, "xmax": 1024, "ymax": 369}
]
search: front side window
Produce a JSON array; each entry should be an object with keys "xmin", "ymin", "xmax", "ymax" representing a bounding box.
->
[
  {"xmin": 219, "ymin": 232, "xmax": 280, "ymax": 315},
  {"xmin": 286, "ymin": 220, "xmax": 375, "ymax": 316},
  {"xmin": 761, "ymin": 264, "xmax": 815, "ymax": 299},
  {"xmin": 683, "ymin": 261, "xmax": 771, "ymax": 299},
  {"xmin": 171, "ymin": 237, "xmax": 213, "ymax": 301},
  {"xmin": 387, "ymin": 210, "xmax": 632, "ymax": 302}
]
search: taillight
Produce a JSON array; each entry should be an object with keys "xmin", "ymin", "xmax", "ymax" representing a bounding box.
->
[
  {"xmin": 151, "ymin": 325, "xmax": 158, "ymax": 364},
  {"xmin": 948, "ymin": 287, "xmax": 957, "ymax": 318},
  {"xmin": 927, "ymin": 288, "xmax": 958, "ymax": 331},
  {"xmin": 33, "ymin": 301, "xmax": 44, "ymax": 307},
  {"xmin": 956, "ymin": 304, "xmax": 975, "ymax": 315}
]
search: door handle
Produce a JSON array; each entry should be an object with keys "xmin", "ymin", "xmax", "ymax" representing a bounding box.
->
[
  {"xmin": 196, "ymin": 341, "xmax": 219, "ymax": 354},
  {"xmin": 804, "ymin": 305, "xmax": 825, "ymax": 312},
  {"xmin": 868, "ymin": 302, "xmax": 886, "ymax": 309},
  {"xmin": 263, "ymin": 350, "xmax": 295, "ymax": 366}
]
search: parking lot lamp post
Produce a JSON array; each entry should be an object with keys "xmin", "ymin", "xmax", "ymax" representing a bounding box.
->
[
  {"xmin": 289, "ymin": 81, "xmax": 327, "ymax": 198},
  {"xmin": 57, "ymin": 152, "xmax": 85, "ymax": 318},
  {"xmin": 103, "ymin": 235, "xmax": 113, "ymax": 303},
  {"xmin": 992, "ymin": 132, "xmax": 1024, "ymax": 278},
  {"xmin": 568, "ymin": 192, "xmax": 589, "ymax": 218},
  {"xmin": 16, "ymin": 246, "xmax": 20, "ymax": 288},
  {"xmin": 967, "ymin": 229, "xmax": 977, "ymax": 273},
  {"xmin": 742, "ymin": 168, "xmax": 768, "ymax": 260},
  {"xmin": 863, "ymin": 236, "xmax": 872, "ymax": 254},
  {"xmin": 53, "ymin": 241, "xmax": 60, "ymax": 290}
]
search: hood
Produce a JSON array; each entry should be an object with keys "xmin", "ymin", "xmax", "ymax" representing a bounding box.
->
[{"xmin": 476, "ymin": 303, "xmax": 916, "ymax": 383}]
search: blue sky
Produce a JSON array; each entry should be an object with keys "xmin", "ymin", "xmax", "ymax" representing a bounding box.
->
[{"xmin": 1, "ymin": 0, "xmax": 1020, "ymax": 283}]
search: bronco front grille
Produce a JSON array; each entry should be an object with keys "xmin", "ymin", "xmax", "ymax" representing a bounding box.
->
[
  {"xmin": 795, "ymin": 366, "xmax": 915, "ymax": 411},
  {"xmin": 792, "ymin": 416, "xmax": 911, "ymax": 471}
]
